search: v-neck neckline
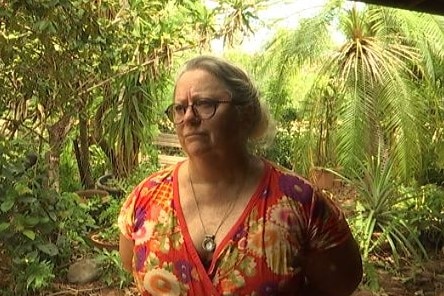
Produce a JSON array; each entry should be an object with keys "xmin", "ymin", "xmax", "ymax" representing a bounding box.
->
[{"xmin": 172, "ymin": 160, "xmax": 270, "ymax": 284}]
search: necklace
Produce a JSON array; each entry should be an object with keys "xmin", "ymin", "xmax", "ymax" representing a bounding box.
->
[{"xmin": 188, "ymin": 168, "xmax": 244, "ymax": 253}]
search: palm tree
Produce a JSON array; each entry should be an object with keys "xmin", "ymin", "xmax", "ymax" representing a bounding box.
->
[{"xmin": 258, "ymin": 0, "xmax": 444, "ymax": 181}]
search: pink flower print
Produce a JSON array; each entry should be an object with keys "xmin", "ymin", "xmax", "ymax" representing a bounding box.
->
[{"xmin": 134, "ymin": 221, "xmax": 155, "ymax": 246}]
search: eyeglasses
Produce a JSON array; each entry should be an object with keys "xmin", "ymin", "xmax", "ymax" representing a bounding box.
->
[{"xmin": 165, "ymin": 99, "xmax": 235, "ymax": 124}]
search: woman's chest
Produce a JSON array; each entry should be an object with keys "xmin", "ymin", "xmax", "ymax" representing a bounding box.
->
[{"xmin": 132, "ymin": 200, "xmax": 305, "ymax": 295}]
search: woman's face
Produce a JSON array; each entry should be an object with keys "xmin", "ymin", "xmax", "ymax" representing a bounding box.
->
[{"xmin": 173, "ymin": 69, "xmax": 245, "ymax": 158}]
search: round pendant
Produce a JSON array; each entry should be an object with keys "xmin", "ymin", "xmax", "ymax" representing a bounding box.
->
[{"xmin": 202, "ymin": 235, "xmax": 216, "ymax": 252}]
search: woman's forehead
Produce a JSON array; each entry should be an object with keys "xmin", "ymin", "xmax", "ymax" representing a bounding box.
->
[{"xmin": 175, "ymin": 69, "xmax": 227, "ymax": 98}]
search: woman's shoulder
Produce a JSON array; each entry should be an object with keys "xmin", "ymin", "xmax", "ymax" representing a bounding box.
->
[
  {"xmin": 265, "ymin": 159, "xmax": 328, "ymax": 204},
  {"xmin": 266, "ymin": 159, "xmax": 312, "ymax": 183},
  {"xmin": 129, "ymin": 165, "xmax": 176, "ymax": 197},
  {"xmin": 143, "ymin": 165, "xmax": 175, "ymax": 184}
]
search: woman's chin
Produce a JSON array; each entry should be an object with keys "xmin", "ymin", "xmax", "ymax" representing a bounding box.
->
[{"xmin": 184, "ymin": 144, "xmax": 210, "ymax": 158}]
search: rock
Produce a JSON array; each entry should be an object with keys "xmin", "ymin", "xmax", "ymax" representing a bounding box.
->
[{"xmin": 67, "ymin": 258, "xmax": 101, "ymax": 284}]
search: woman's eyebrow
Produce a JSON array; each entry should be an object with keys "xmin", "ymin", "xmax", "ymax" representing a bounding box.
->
[{"xmin": 175, "ymin": 94, "xmax": 215, "ymax": 102}]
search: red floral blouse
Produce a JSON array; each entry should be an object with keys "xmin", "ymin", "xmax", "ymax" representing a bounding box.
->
[{"xmin": 118, "ymin": 160, "xmax": 350, "ymax": 296}]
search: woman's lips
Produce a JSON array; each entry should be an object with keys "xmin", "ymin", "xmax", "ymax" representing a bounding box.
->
[{"xmin": 184, "ymin": 132, "xmax": 205, "ymax": 138}]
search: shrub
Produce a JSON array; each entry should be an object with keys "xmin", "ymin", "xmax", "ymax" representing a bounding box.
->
[
  {"xmin": 0, "ymin": 140, "xmax": 95, "ymax": 294},
  {"xmin": 402, "ymin": 184, "xmax": 444, "ymax": 252}
]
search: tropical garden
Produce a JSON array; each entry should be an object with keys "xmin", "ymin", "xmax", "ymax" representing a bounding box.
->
[{"xmin": 0, "ymin": 0, "xmax": 443, "ymax": 295}]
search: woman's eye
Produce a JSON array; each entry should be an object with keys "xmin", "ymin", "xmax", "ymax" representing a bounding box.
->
[
  {"xmin": 196, "ymin": 100, "xmax": 214, "ymax": 108},
  {"xmin": 174, "ymin": 105, "xmax": 186, "ymax": 112}
]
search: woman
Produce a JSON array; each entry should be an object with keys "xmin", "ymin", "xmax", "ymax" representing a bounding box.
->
[{"xmin": 118, "ymin": 55, "xmax": 363, "ymax": 295}]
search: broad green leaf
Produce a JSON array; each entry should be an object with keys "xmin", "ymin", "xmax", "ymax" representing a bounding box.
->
[
  {"xmin": 37, "ymin": 243, "xmax": 59, "ymax": 256},
  {"xmin": 0, "ymin": 222, "xmax": 10, "ymax": 232},
  {"xmin": 22, "ymin": 229, "xmax": 36, "ymax": 240},
  {"xmin": 25, "ymin": 216, "xmax": 40, "ymax": 226},
  {"xmin": 48, "ymin": 211, "xmax": 57, "ymax": 221},
  {"xmin": 36, "ymin": 20, "xmax": 50, "ymax": 32},
  {"xmin": 14, "ymin": 183, "xmax": 32, "ymax": 195},
  {"xmin": 1, "ymin": 200, "xmax": 14, "ymax": 212}
]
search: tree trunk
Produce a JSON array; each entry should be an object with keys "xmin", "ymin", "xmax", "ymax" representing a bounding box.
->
[
  {"xmin": 76, "ymin": 113, "xmax": 94, "ymax": 188},
  {"xmin": 47, "ymin": 115, "xmax": 72, "ymax": 192},
  {"xmin": 46, "ymin": 147, "xmax": 60, "ymax": 192}
]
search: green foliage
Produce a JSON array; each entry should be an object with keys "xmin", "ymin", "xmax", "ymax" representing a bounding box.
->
[
  {"xmin": 402, "ymin": 184, "xmax": 444, "ymax": 251},
  {"xmin": 0, "ymin": 140, "xmax": 95, "ymax": 294},
  {"xmin": 334, "ymin": 151, "xmax": 427, "ymax": 266},
  {"xmin": 257, "ymin": 124, "xmax": 297, "ymax": 170},
  {"xmin": 84, "ymin": 195, "xmax": 135, "ymax": 289},
  {"xmin": 80, "ymin": 191, "xmax": 113, "ymax": 225},
  {"xmin": 123, "ymin": 156, "xmax": 161, "ymax": 190},
  {"xmin": 418, "ymin": 88, "xmax": 444, "ymax": 185},
  {"xmin": 59, "ymin": 141, "xmax": 82, "ymax": 192},
  {"xmin": 256, "ymin": 2, "xmax": 444, "ymax": 182},
  {"xmin": 95, "ymin": 197, "xmax": 122, "ymax": 244},
  {"xmin": 257, "ymin": 108, "xmax": 297, "ymax": 169},
  {"xmin": 89, "ymin": 145, "xmax": 111, "ymax": 181},
  {"xmin": 94, "ymin": 249, "xmax": 132, "ymax": 288},
  {"xmin": 1, "ymin": 255, "xmax": 56, "ymax": 296},
  {"xmin": 361, "ymin": 261, "xmax": 380, "ymax": 292}
]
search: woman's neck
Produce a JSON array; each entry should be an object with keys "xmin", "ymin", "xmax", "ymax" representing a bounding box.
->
[{"xmin": 187, "ymin": 150, "xmax": 254, "ymax": 185}]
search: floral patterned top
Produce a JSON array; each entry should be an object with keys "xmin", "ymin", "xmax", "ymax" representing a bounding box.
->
[{"xmin": 118, "ymin": 160, "xmax": 350, "ymax": 296}]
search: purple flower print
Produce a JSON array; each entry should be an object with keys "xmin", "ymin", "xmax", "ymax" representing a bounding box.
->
[
  {"xmin": 278, "ymin": 174, "xmax": 312, "ymax": 204},
  {"xmin": 135, "ymin": 245, "xmax": 147, "ymax": 272},
  {"xmin": 174, "ymin": 259, "xmax": 193, "ymax": 283},
  {"xmin": 134, "ymin": 207, "xmax": 146, "ymax": 231},
  {"xmin": 233, "ymin": 225, "xmax": 247, "ymax": 242}
]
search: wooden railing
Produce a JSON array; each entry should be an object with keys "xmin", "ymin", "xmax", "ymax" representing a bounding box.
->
[{"xmin": 153, "ymin": 133, "xmax": 187, "ymax": 167}]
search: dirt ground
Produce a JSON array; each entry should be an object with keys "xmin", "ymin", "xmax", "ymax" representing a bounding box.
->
[{"xmin": 353, "ymin": 251, "xmax": 444, "ymax": 296}]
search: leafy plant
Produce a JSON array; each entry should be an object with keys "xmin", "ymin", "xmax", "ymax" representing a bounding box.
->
[
  {"xmin": 361, "ymin": 261, "xmax": 380, "ymax": 292},
  {"xmin": 402, "ymin": 184, "xmax": 444, "ymax": 252},
  {"xmin": 258, "ymin": 125, "xmax": 296, "ymax": 169},
  {"xmin": 15, "ymin": 258, "xmax": 55, "ymax": 294},
  {"xmin": 331, "ymin": 151, "xmax": 427, "ymax": 266},
  {"xmin": 93, "ymin": 197, "xmax": 123, "ymax": 246},
  {"xmin": 257, "ymin": 2, "xmax": 444, "ymax": 182},
  {"xmin": 0, "ymin": 140, "xmax": 95, "ymax": 294},
  {"xmin": 59, "ymin": 140, "xmax": 82, "ymax": 192},
  {"xmin": 94, "ymin": 249, "xmax": 132, "ymax": 288}
]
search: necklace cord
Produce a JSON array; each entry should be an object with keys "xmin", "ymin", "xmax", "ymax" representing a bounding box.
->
[{"xmin": 188, "ymin": 165, "xmax": 246, "ymax": 252}]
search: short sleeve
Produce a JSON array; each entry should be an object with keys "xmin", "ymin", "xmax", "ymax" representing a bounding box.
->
[
  {"xmin": 306, "ymin": 189, "xmax": 351, "ymax": 252},
  {"xmin": 118, "ymin": 183, "xmax": 142, "ymax": 240},
  {"xmin": 117, "ymin": 166, "xmax": 175, "ymax": 240}
]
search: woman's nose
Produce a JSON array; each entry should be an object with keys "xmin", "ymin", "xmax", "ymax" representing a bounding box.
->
[{"xmin": 182, "ymin": 105, "xmax": 199, "ymax": 123}]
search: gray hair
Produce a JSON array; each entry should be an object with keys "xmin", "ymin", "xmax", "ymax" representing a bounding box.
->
[{"xmin": 175, "ymin": 55, "xmax": 276, "ymax": 146}]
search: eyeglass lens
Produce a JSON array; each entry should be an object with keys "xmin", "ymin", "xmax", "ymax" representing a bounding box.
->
[{"xmin": 166, "ymin": 100, "xmax": 231, "ymax": 124}]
